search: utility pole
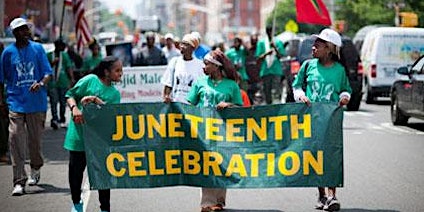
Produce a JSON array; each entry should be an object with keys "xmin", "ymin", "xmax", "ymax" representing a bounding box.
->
[
  {"xmin": 0, "ymin": 0, "xmax": 4, "ymax": 36},
  {"xmin": 387, "ymin": 1, "xmax": 405, "ymax": 27}
]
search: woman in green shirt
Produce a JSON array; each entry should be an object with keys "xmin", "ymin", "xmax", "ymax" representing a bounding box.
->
[
  {"xmin": 64, "ymin": 56, "xmax": 123, "ymax": 212},
  {"xmin": 292, "ymin": 28, "xmax": 351, "ymax": 212},
  {"xmin": 187, "ymin": 50, "xmax": 243, "ymax": 212}
]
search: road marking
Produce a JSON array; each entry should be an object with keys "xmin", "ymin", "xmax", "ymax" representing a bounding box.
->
[
  {"xmin": 344, "ymin": 111, "xmax": 373, "ymax": 117},
  {"xmin": 380, "ymin": 122, "xmax": 413, "ymax": 134}
]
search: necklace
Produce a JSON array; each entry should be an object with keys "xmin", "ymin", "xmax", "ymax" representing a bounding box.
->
[{"xmin": 211, "ymin": 79, "xmax": 222, "ymax": 87}]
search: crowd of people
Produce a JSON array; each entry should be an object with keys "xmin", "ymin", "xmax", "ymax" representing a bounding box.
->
[{"xmin": 0, "ymin": 17, "xmax": 351, "ymax": 212}]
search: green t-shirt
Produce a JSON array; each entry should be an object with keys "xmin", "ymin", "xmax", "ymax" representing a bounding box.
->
[
  {"xmin": 48, "ymin": 51, "xmax": 75, "ymax": 88},
  {"xmin": 225, "ymin": 47, "xmax": 249, "ymax": 80},
  {"xmin": 292, "ymin": 58, "xmax": 352, "ymax": 103},
  {"xmin": 82, "ymin": 54, "xmax": 103, "ymax": 72},
  {"xmin": 255, "ymin": 37, "xmax": 285, "ymax": 77},
  {"xmin": 63, "ymin": 74, "xmax": 121, "ymax": 151},
  {"xmin": 186, "ymin": 76, "xmax": 243, "ymax": 107}
]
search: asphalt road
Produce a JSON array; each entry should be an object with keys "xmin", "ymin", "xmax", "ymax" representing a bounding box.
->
[{"xmin": 0, "ymin": 100, "xmax": 423, "ymax": 212}]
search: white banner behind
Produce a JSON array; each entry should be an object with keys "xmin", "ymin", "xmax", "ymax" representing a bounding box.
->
[{"xmin": 114, "ymin": 66, "xmax": 167, "ymax": 103}]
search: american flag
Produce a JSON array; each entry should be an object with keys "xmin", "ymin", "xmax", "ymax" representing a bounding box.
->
[
  {"xmin": 64, "ymin": 0, "xmax": 72, "ymax": 6},
  {"xmin": 71, "ymin": 0, "xmax": 92, "ymax": 54}
]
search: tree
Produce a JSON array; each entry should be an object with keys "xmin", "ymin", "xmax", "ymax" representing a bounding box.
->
[
  {"xmin": 336, "ymin": 0, "xmax": 424, "ymax": 37},
  {"xmin": 267, "ymin": 0, "xmax": 424, "ymax": 38}
]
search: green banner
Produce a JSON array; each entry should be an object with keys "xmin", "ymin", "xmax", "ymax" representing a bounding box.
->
[{"xmin": 83, "ymin": 102, "xmax": 344, "ymax": 190}]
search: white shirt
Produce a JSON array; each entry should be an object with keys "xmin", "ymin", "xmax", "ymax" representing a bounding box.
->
[{"xmin": 161, "ymin": 56, "xmax": 205, "ymax": 104}]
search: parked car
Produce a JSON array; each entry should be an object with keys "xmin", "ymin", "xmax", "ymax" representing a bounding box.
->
[
  {"xmin": 360, "ymin": 27, "xmax": 424, "ymax": 103},
  {"xmin": 352, "ymin": 24, "xmax": 389, "ymax": 52},
  {"xmin": 282, "ymin": 35, "xmax": 363, "ymax": 111},
  {"xmin": 390, "ymin": 55, "xmax": 424, "ymax": 125}
]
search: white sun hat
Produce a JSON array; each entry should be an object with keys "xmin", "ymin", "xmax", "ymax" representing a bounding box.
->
[
  {"xmin": 10, "ymin": 18, "xmax": 32, "ymax": 31},
  {"xmin": 312, "ymin": 28, "xmax": 342, "ymax": 47}
]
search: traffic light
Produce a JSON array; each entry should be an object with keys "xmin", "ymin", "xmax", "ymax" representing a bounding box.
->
[{"xmin": 399, "ymin": 12, "xmax": 418, "ymax": 27}]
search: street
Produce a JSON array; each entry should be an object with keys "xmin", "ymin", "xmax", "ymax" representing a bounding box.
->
[{"xmin": 0, "ymin": 100, "xmax": 423, "ymax": 212}]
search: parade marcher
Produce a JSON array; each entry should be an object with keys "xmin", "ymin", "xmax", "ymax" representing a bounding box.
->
[
  {"xmin": 162, "ymin": 33, "xmax": 204, "ymax": 104},
  {"xmin": 173, "ymin": 36, "xmax": 181, "ymax": 50},
  {"xmin": 133, "ymin": 31, "xmax": 167, "ymax": 66},
  {"xmin": 225, "ymin": 37, "xmax": 249, "ymax": 91},
  {"xmin": 67, "ymin": 43, "xmax": 84, "ymax": 72},
  {"xmin": 186, "ymin": 50, "xmax": 243, "ymax": 212},
  {"xmin": 0, "ymin": 18, "xmax": 52, "ymax": 195},
  {"xmin": 191, "ymin": 31, "xmax": 211, "ymax": 60},
  {"xmin": 245, "ymin": 32, "xmax": 262, "ymax": 104},
  {"xmin": 292, "ymin": 28, "xmax": 351, "ymax": 211},
  {"xmin": 47, "ymin": 39, "xmax": 75, "ymax": 129},
  {"xmin": 64, "ymin": 56, "xmax": 123, "ymax": 212},
  {"xmin": 255, "ymin": 25, "xmax": 285, "ymax": 104},
  {"xmin": 162, "ymin": 33, "xmax": 181, "ymax": 63},
  {"xmin": 81, "ymin": 41, "xmax": 103, "ymax": 76}
]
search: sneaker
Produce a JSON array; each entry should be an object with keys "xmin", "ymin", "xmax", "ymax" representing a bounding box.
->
[
  {"xmin": 323, "ymin": 196, "xmax": 340, "ymax": 211},
  {"xmin": 315, "ymin": 196, "xmax": 327, "ymax": 210},
  {"xmin": 51, "ymin": 120, "xmax": 59, "ymax": 130},
  {"xmin": 71, "ymin": 202, "xmax": 83, "ymax": 212},
  {"xmin": 28, "ymin": 168, "xmax": 40, "ymax": 186},
  {"xmin": 60, "ymin": 122, "xmax": 68, "ymax": 128},
  {"xmin": 11, "ymin": 184, "xmax": 24, "ymax": 196}
]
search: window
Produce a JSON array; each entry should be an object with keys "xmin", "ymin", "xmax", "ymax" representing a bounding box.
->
[
  {"xmin": 248, "ymin": 18, "xmax": 254, "ymax": 27},
  {"xmin": 247, "ymin": 0, "xmax": 253, "ymax": 11}
]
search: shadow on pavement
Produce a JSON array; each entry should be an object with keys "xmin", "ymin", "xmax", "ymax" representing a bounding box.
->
[
  {"xmin": 25, "ymin": 183, "xmax": 70, "ymax": 195},
  {"xmin": 407, "ymin": 122, "xmax": 424, "ymax": 132},
  {"xmin": 341, "ymin": 209, "xmax": 400, "ymax": 212}
]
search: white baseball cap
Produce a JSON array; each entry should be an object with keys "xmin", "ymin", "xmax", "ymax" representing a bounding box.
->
[
  {"xmin": 10, "ymin": 18, "xmax": 32, "ymax": 31},
  {"xmin": 164, "ymin": 33, "xmax": 174, "ymax": 40},
  {"xmin": 312, "ymin": 28, "xmax": 342, "ymax": 47}
]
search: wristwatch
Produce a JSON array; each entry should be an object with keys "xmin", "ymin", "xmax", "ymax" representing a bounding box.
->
[{"xmin": 39, "ymin": 81, "xmax": 45, "ymax": 87}]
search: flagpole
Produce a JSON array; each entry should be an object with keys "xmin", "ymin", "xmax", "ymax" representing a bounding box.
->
[
  {"xmin": 271, "ymin": 0, "xmax": 277, "ymax": 41},
  {"xmin": 59, "ymin": 0, "xmax": 66, "ymax": 40}
]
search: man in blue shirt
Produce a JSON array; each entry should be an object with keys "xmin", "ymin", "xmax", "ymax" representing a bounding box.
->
[{"xmin": 0, "ymin": 18, "xmax": 52, "ymax": 196}]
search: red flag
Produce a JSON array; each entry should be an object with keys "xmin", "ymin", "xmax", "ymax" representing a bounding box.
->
[
  {"xmin": 72, "ymin": 0, "xmax": 93, "ymax": 54},
  {"xmin": 295, "ymin": 0, "xmax": 332, "ymax": 26}
]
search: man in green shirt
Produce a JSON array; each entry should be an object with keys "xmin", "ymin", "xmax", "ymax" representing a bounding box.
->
[
  {"xmin": 47, "ymin": 39, "xmax": 75, "ymax": 129},
  {"xmin": 225, "ymin": 37, "xmax": 248, "ymax": 90},
  {"xmin": 81, "ymin": 42, "xmax": 102, "ymax": 76},
  {"xmin": 255, "ymin": 26, "xmax": 285, "ymax": 104}
]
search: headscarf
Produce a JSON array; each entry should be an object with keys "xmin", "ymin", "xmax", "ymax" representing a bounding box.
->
[
  {"xmin": 205, "ymin": 50, "xmax": 239, "ymax": 81},
  {"xmin": 181, "ymin": 33, "xmax": 199, "ymax": 49}
]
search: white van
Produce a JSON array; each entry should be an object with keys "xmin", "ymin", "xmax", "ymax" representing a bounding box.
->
[{"xmin": 360, "ymin": 27, "xmax": 424, "ymax": 103}]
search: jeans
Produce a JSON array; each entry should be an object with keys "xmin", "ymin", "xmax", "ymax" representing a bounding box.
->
[
  {"xmin": 69, "ymin": 151, "xmax": 110, "ymax": 211},
  {"xmin": 48, "ymin": 87, "xmax": 68, "ymax": 123}
]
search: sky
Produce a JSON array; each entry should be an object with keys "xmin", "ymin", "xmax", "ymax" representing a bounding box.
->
[{"xmin": 99, "ymin": 0, "xmax": 137, "ymax": 19}]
